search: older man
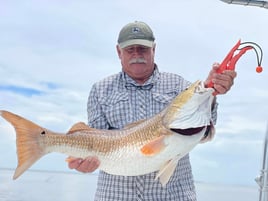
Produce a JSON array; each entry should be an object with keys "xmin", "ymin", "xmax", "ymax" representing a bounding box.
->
[{"xmin": 68, "ymin": 21, "xmax": 236, "ymax": 200}]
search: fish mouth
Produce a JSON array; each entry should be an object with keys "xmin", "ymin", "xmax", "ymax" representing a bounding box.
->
[{"xmin": 171, "ymin": 126, "xmax": 206, "ymax": 136}]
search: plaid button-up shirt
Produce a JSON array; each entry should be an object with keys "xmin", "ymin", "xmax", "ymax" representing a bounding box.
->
[{"xmin": 87, "ymin": 66, "xmax": 217, "ymax": 201}]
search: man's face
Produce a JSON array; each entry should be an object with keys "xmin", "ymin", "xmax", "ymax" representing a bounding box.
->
[{"xmin": 117, "ymin": 44, "xmax": 155, "ymax": 84}]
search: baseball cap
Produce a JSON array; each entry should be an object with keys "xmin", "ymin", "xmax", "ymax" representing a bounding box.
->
[{"xmin": 117, "ymin": 21, "xmax": 155, "ymax": 49}]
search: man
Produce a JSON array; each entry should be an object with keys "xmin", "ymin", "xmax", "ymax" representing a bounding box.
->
[{"xmin": 68, "ymin": 21, "xmax": 236, "ymax": 200}]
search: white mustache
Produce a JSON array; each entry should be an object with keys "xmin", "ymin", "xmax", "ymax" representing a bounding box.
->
[{"xmin": 129, "ymin": 58, "xmax": 147, "ymax": 64}]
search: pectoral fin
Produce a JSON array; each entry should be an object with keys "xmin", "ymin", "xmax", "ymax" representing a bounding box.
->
[
  {"xmin": 155, "ymin": 155, "xmax": 181, "ymax": 187},
  {"xmin": 140, "ymin": 136, "xmax": 166, "ymax": 156},
  {"xmin": 200, "ymin": 123, "xmax": 215, "ymax": 143},
  {"xmin": 65, "ymin": 156, "xmax": 77, "ymax": 163}
]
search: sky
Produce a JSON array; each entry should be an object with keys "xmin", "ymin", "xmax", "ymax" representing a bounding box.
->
[{"xmin": 0, "ymin": 0, "xmax": 268, "ymax": 186}]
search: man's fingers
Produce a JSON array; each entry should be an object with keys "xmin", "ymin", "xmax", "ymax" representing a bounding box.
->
[
  {"xmin": 67, "ymin": 156, "xmax": 100, "ymax": 173},
  {"xmin": 79, "ymin": 157, "xmax": 100, "ymax": 173},
  {"xmin": 212, "ymin": 70, "xmax": 237, "ymax": 94},
  {"xmin": 67, "ymin": 157, "xmax": 83, "ymax": 169}
]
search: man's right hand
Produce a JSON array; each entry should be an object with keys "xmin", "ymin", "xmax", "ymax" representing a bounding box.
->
[{"xmin": 67, "ymin": 156, "xmax": 100, "ymax": 173}]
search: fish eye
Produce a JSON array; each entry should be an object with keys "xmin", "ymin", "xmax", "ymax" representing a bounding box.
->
[{"xmin": 40, "ymin": 130, "xmax": 46, "ymax": 135}]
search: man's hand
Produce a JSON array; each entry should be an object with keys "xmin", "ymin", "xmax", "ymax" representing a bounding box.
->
[
  {"xmin": 66, "ymin": 156, "xmax": 100, "ymax": 173},
  {"xmin": 205, "ymin": 63, "xmax": 237, "ymax": 95}
]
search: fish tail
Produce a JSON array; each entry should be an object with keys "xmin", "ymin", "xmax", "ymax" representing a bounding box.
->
[{"xmin": 0, "ymin": 110, "xmax": 46, "ymax": 179}]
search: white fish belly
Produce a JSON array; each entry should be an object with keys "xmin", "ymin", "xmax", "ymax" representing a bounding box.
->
[{"xmin": 98, "ymin": 131, "xmax": 205, "ymax": 176}]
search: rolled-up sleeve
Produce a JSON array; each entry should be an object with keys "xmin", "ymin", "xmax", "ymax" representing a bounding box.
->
[{"xmin": 211, "ymin": 98, "xmax": 218, "ymax": 125}]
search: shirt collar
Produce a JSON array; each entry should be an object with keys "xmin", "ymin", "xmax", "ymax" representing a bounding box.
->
[{"xmin": 121, "ymin": 64, "xmax": 160, "ymax": 90}]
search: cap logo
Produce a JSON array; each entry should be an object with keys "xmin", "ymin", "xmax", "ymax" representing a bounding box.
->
[{"xmin": 132, "ymin": 27, "xmax": 140, "ymax": 33}]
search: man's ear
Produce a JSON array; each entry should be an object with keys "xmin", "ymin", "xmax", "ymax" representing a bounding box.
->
[
  {"xmin": 116, "ymin": 45, "xmax": 122, "ymax": 59},
  {"xmin": 152, "ymin": 43, "xmax": 156, "ymax": 56}
]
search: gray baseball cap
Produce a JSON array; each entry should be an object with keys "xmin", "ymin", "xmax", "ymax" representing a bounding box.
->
[{"xmin": 117, "ymin": 21, "xmax": 155, "ymax": 48}]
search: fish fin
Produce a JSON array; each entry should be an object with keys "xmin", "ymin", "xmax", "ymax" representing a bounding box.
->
[
  {"xmin": 140, "ymin": 135, "xmax": 166, "ymax": 156},
  {"xmin": 0, "ymin": 110, "xmax": 46, "ymax": 179},
  {"xmin": 155, "ymin": 155, "xmax": 181, "ymax": 187},
  {"xmin": 65, "ymin": 156, "xmax": 77, "ymax": 163},
  {"xmin": 200, "ymin": 123, "xmax": 215, "ymax": 143},
  {"xmin": 67, "ymin": 122, "xmax": 90, "ymax": 134}
]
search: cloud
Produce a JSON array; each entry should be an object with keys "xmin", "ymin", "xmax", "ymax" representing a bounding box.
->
[
  {"xmin": 0, "ymin": 85, "xmax": 43, "ymax": 97},
  {"xmin": 0, "ymin": 0, "xmax": 267, "ymax": 186},
  {"xmin": 191, "ymin": 130, "xmax": 264, "ymax": 185}
]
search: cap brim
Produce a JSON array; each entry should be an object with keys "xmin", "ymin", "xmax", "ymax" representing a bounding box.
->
[{"xmin": 119, "ymin": 39, "xmax": 154, "ymax": 48}]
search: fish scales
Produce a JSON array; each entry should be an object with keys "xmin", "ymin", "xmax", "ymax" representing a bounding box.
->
[
  {"xmin": 0, "ymin": 80, "xmax": 215, "ymax": 186},
  {"xmin": 41, "ymin": 116, "xmax": 163, "ymax": 157}
]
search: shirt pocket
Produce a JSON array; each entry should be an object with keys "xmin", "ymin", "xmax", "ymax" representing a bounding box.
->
[
  {"xmin": 152, "ymin": 90, "xmax": 178, "ymax": 113},
  {"xmin": 100, "ymin": 92, "xmax": 132, "ymax": 129}
]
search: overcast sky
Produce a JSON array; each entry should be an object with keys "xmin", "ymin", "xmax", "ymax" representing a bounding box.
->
[{"xmin": 0, "ymin": 0, "xmax": 268, "ymax": 186}]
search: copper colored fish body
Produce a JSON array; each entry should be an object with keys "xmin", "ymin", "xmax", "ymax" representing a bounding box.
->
[{"xmin": 0, "ymin": 80, "xmax": 215, "ymax": 186}]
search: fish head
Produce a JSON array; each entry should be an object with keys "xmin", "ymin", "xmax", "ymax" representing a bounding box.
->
[{"xmin": 163, "ymin": 80, "xmax": 215, "ymax": 141}]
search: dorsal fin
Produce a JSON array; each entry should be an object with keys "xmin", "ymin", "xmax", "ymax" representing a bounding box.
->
[{"xmin": 67, "ymin": 122, "xmax": 91, "ymax": 134}]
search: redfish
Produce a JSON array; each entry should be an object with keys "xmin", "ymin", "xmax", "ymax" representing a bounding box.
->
[{"xmin": 0, "ymin": 80, "xmax": 215, "ymax": 186}]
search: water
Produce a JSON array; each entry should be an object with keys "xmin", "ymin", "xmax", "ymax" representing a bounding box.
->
[
  {"xmin": 0, "ymin": 169, "xmax": 97, "ymax": 201},
  {"xmin": 0, "ymin": 169, "xmax": 258, "ymax": 201}
]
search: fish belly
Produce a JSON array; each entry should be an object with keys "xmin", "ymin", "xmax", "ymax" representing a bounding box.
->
[{"xmin": 98, "ymin": 133, "xmax": 204, "ymax": 176}]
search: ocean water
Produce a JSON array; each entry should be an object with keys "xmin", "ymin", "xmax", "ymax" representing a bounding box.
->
[{"xmin": 0, "ymin": 169, "xmax": 258, "ymax": 201}]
